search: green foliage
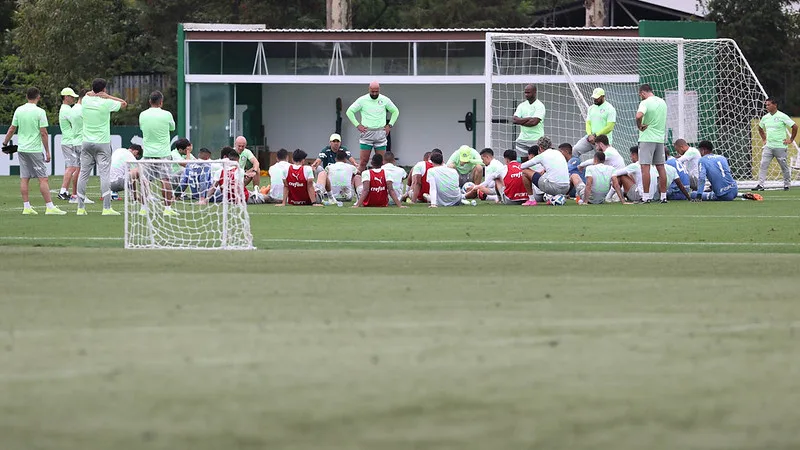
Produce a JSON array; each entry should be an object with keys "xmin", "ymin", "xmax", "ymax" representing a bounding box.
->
[
  {"xmin": 703, "ymin": 0, "xmax": 800, "ymax": 114},
  {"xmin": 0, "ymin": 54, "xmax": 57, "ymax": 124}
]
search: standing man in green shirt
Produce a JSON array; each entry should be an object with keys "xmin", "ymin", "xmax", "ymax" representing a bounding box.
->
[
  {"xmin": 234, "ymin": 135, "xmax": 260, "ymax": 189},
  {"xmin": 754, "ymin": 97, "xmax": 797, "ymax": 191},
  {"xmin": 139, "ymin": 90, "xmax": 179, "ymax": 216},
  {"xmin": 76, "ymin": 78, "xmax": 127, "ymax": 215},
  {"xmin": 512, "ymin": 84, "xmax": 546, "ymax": 155},
  {"xmin": 57, "ymin": 87, "xmax": 80, "ymax": 201},
  {"xmin": 573, "ymin": 87, "xmax": 616, "ymax": 160},
  {"xmin": 346, "ymin": 81, "xmax": 400, "ymax": 172},
  {"xmin": 2, "ymin": 87, "xmax": 66, "ymax": 215},
  {"xmin": 635, "ymin": 83, "xmax": 668, "ymax": 203}
]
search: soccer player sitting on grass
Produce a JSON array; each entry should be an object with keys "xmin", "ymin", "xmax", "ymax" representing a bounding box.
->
[
  {"xmin": 691, "ymin": 140, "xmax": 738, "ymax": 202},
  {"xmin": 312, "ymin": 133, "xmax": 357, "ymax": 176},
  {"xmin": 277, "ymin": 149, "xmax": 322, "ymax": 207},
  {"xmin": 203, "ymin": 148, "xmax": 267, "ymax": 205},
  {"xmin": 611, "ymin": 146, "xmax": 649, "ymax": 203},
  {"xmin": 661, "ymin": 148, "xmax": 692, "ymax": 201},
  {"xmin": 674, "ymin": 138, "xmax": 701, "ymax": 190},
  {"xmin": 558, "ymin": 142, "xmax": 585, "ymax": 200},
  {"xmin": 381, "ymin": 151, "xmax": 407, "ymax": 205},
  {"xmin": 406, "ymin": 148, "xmax": 442, "ymax": 203},
  {"xmin": 170, "ymin": 138, "xmax": 195, "ymax": 197},
  {"xmin": 109, "ymin": 144, "xmax": 142, "ymax": 197},
  {"xmin": 265, "ymin": 148, "xmax": 291, "ymax": 204},
  {"xmin": 353, "ymin": 153, "xmax": 406, "ymax": 208},
  {"xmin": 317, "ymin": 149, "xmax": 360, "ymax": 203},
  {"xmin": 576, "ymin": 152, "xmax": 615, "ymax": 205},
  {"xmin": 464, "ymin": 148, "xmax": 505, "ymax": 201},
  {"xmin": 519, "ymin": 136, "xmax": 570, "ymax": 205},
  {"xmin": 446, "ymin": 145, "xmax": 485, "ymax": 187},
  {"xmin": 178, "ymin": 147, "xmax": 212, "ymax": 200},
  {"xmin": 427, "ymin": 151, "xmax": 463, "ymax": 207},
  {"xmin": 482, "ymin": 149, "xmax": 532, "ymax": 205}
]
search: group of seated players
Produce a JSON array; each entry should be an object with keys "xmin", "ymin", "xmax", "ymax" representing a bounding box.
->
[{"xmin": 111, "ymin": 131, "xmax": 755, "ymax": 208}]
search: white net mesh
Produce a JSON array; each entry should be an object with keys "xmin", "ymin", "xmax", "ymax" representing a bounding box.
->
[
  {"xmin": 124, "ymin": 159, "xmax": 254, "ymax": 250},
  {"xmin": 488, "ymin": 34, "xmax": 797, "ymax": 185}
]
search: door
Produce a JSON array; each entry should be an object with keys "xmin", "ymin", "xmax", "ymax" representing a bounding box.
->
[{"xmin": 188, "ymin": 83, "xmax": 235, "ymax": 156}]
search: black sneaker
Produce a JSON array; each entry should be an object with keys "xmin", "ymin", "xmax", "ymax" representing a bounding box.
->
[
  {"xmin": 57, "ymin": 192, "xmax": 70, "ymax": 201},
  {"xmin": 751, "ymin": 185, "xmax": 765, "ymax": 191},
  {"xmin": 660, "ymin": 198, "xmax": 668, "ymax": 204},
  {"xmin": 635, "ymin": 199, "xmax": 652, "ymax": 204},
  {"xmin": 784, "ymin": 186, "xmax": 790, "ymax": 191}
]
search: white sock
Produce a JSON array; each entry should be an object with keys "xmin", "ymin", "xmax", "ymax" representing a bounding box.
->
[
  {"xmin": 528, "ymin": 194, "xmax": 536, "ymax": 201},
  {"xmin": 486, "ymin": 194, "xmax": 498, "ymax": 202},
  {"xmin": 660, "ymin": 192, "xmax": 667, "ymax": 201},
  {"xmin": 642, "ymin": 192, "xmax": 651, "ymax": 201},
  {"xmin": 46, "ymin": 202, "xmax": 54, "ymax": 208},
  {"xmin": 23, "ymin": 201, "xmax": 31, "ymax": 209},
  {"xmin": 165, "ymin": 205, "xmax": 173, "ymax": 210},
  {"xmin": 59, "ymin": 187, "xmax": 67, "ymax": 194}
]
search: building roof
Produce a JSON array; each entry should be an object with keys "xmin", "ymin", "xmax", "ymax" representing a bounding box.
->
[{"xmin": 182, "ymin": 23, "xmax": 638, "ymax": 33}]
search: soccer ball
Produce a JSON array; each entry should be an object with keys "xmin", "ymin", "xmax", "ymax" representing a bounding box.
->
[
  {"xmin": 461, "ymin": 182, "xmax": 475, "ymax": 194},
  {"xmin": 547, "ymin": 194, "xmax": 566, "ymax": 206}
]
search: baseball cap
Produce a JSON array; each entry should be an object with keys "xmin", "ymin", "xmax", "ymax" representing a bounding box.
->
[
  {"xmin": 458, "ymin": 145, "xmax": 473, "ymax": 162},
  {"xmin": 329, "ymin": 133, "xmax": 341, "ymax": 142},
  {"xmin": 60, "ymin": 87, "xmax": 79, "ymax": 98},
  {"xmin": 591, "ymin": 88, "xmax": 605, "ymax": 99}
]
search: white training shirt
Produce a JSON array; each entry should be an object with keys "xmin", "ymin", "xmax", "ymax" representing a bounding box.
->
[
  {"xmin": 382, "ymin": 162, "xmax": 407, "ymax": 198},
  {"xmin": 520, "ymin": 148, "xmax": 570, "ymax": 184},
  {"xmin": 615, "ymin": 163, "xmax": 644, "ymax": 196},
  {"xmin": 328, "ymin": 161, "xmax": 358, "ymax": 188},
  {"xmin": 677, "ymin": 147, "xmax": 701, "ymax": 179},
  {"xmin": 578, "ymin": 146, "xmax": 626, "ymax": 171},
  {"xmin": 426, "ymin": 165, "xmax": 462, "ymax": 206},
  {"xmin": 268, "ymin": 160, "xmax": 291, "ymax": 199},
  {"xmin": 110, "ymin": 148, "xmax": 136, "ymax": 182},
  {"xmin": 480, "ymin": 159, "xmax": 505, "ymax": 188},
  {"xmin": 411, "ymin": 160, "xmax": 428, "ymax": 177}
]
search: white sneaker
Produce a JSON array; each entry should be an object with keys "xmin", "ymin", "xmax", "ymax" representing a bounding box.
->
[
  {"xmin": 83, "ymin": 197, "xmax": 95, "ymax": 204},
  {"xmin": 68, "ymin": 196, "xmax": 78, "ymax": 204}
]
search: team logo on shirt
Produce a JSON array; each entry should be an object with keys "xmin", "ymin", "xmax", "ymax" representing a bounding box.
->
[
  {"xmin": 290, "ymin": 173, "xmax": 299, "ymax": 180},
  {"xmin": 378, "ymin": 100, "xmax": 384, "ymax": 106},
  {"xmin": 372, "ymin": 176, "xmax": 384, "ymax": 185}
]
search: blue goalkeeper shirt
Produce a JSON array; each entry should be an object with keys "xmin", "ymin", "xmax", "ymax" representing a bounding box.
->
[
  {"xmin": 666, "ymin": 157, "xmax": 690, "ymax": 198},
  {"xmin": 696, "ymin": 154, "xmax": 737, "ymax": 199}
]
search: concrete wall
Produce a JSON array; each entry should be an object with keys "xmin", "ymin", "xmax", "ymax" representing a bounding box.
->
[{"xmin": 262, "ymin": 84, "xmax": 485, "ymax": 165}]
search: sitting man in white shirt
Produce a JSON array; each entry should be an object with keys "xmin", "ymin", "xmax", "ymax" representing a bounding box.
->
[
  {"xmin": 426, "ymin": 152, "xmax": 464, "ymax": 207},
  {"xmin": 519, "ymin": 136, "xmax": 571, "ymax": 205},
  {"xmin": 265, "ymin": 148, "xmax": 292, "ymax": 203},
  {"xmin": 109, "ymin": 144, "xmax": 142, "ymax": 195}
]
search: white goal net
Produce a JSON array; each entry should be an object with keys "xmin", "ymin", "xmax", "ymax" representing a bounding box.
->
[
  {"xmin": 124, "ymin": 159, "xmax": 254, "ymax": 250},
  {"xmin": 487, "ymin": 33, "xmax": 796, "ymax": 186}
]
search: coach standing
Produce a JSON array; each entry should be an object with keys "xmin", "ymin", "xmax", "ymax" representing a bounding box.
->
[
  {"xmin": 346, "ymin": 81, "xmax": 399, "ymax": 172},
  {"xmin": 635, "ymin": 83, "xmax": 668, "ymax": 203},
  {"xmin": 753, "ymin": 97, "xmax": 796, "ymax": 191}
]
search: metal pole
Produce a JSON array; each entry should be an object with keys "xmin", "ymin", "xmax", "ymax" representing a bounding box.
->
[{"xmin": 472, "ymin": 98, "xmax": 477, "ymax": 149}]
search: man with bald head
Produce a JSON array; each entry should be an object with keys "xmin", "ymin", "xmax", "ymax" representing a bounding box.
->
[
  {"xmin": 512, "ymin": 84, "xmax": 546, "ymax": 155},
  {"xmin": 234, "ymin": 135, "xmax": 260, "ymax": 188},
  {"xmin": 346, "ymin": 81, "xmax": 400, "ymax": 172}
]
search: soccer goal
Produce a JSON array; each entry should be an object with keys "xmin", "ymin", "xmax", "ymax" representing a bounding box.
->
[
  {"xmin": 124, "ymin": 159, "xmax": 255, "ymax": 250},
  {"xmin": 486, "ymin": 33, "xmax": 796, "ymax": 186}
]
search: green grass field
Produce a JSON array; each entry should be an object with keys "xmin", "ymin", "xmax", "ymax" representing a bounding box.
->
[{"xmin": 1, "ymin": 176, "xmax": 800, "ymax": 449}]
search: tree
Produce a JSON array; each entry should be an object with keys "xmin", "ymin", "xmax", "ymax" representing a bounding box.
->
[{"xmin": 703, "ymin": 0, "xmax": 800, "ymax": 114}]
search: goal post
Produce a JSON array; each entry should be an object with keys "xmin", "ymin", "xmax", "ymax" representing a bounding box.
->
[
  {"xmin": 485, "ymin": 33, "xmax": 796, "ymax": 186},
  {"xmin": 124, "ymin": 159, "xmax": 255, "ymax": 250}
]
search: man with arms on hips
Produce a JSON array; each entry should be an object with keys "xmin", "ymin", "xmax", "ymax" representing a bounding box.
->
[
  {"xmin": 481, "ymin": 149, "xmax": 533, "ymax": 205},
  {"xmin": 635, "ymin": 83, "xmax": 668, "ymax": 203},
  {"xmin": 381, "ymin": 151, "xmax": 407, "ymax": 204},
  {"xmin": 426, "ymin": 151, "xmax": 464, "ymax": 207},
  {"xmin": 446, "ymin": 145, "xmax": 485, "ymax": 187},
  {"xmin": 354, "ymin": 153, "xmax": 406, "ymax": 208},
  {"xmin": 692, "ymin": 140, "xmax": 739, "ymax": 202},
  {"xmin": 265, "ymin": 148, "xmax": 291, "ymax": 204},
  {"xmin": 573, "ymin": 87, "xmax": 617, "ymax": 161},
  {"xmin": 753, "ymin": 97, "xmax": 796, "ymax": 191},
  {"xmin": 138, "ymin": 90, "xmax": 178, "ymax": 216},
  {"xmin": 57, "ymin": 87, "xmax": 80, "ymax": 201},
  {"xmin": 512, "ymin": 84, "xmax": 546, "ymax": 154},
  {"xmin": 346, "ymin": 81, "xmax": 399, "ymax": 172},
  {"xmin": 234, "ymin": 135, "xmax": 260, "ymax": 190},
  {"xmin": 519, "ymin": 136, "xmax": 571, "ymax": 205},
  {"xmin": 3, "ymin": 87, "xmax": 66, "ymax": 215},
  {"xmin": 576, "ymin": 152, "xmax": 615, "ymax": 205},
  {"xmin": 464, "ymin": 148, "xmax": 505, "ymax": 200},
  {"xmin": 76, "ymin": 78, "xmax": 127, "ymax": 216},
  {"xmin": 109, "ymin": 144, "xmax": 142, "ymax": 196},
  {"xmin": 673, "ymin": 138, "xmax": 701, "ymax": 190},
  {"xmin": 277, "ymin": 149, "xmax": 322, "ymax": 207}
]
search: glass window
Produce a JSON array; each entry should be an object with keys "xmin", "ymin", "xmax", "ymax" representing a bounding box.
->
[
  {"xmin": 295, "ymin": 42, "xmax": 333, "ymax": 75},
  {"xmin": 188, "ymin": 42, "xmax": 221, "ymax": 74},
  {"xmin": 222, "ymin": 42, "xmax": 258, "ymax": 75},
  {"xmin": 372, "ymin": 42, "xmax": 411, "ymax": 75},
  {"xmin": 263, "ymin": 42, "xmax": 296, "ymax": 75},
  {"xmin": 340, "ymin": 42, "xmax": 371, "ymax": 75},
  {"xmin": 447, "ymin": 42, "xmax": 484, "ymax": 75},
  {"xmin": 417, "ymin": 42, "xmax": 447, "ymax": 75}
]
